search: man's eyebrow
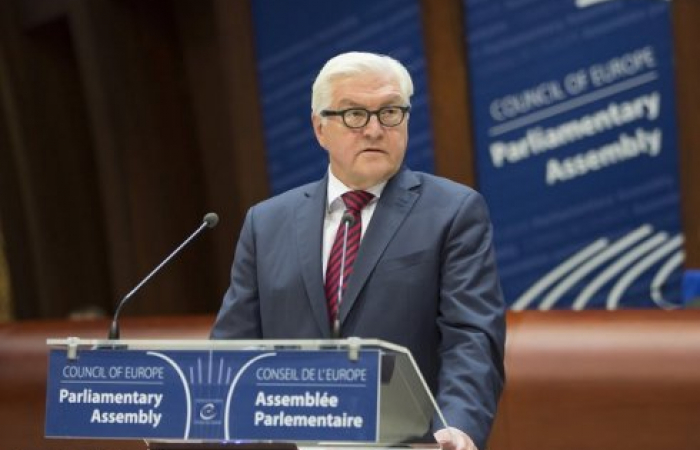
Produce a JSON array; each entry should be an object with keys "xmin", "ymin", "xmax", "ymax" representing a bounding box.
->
[
  {"xmin": 336, "ymin": 96, "xmax": 405, "ymax": 108},
  {"xmin": 336, "ymin": 99, "xmax": 364, "ymax": 108}
]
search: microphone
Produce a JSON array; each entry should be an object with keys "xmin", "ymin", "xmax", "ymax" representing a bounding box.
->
[
  {"xmin": 107, "ymin": 212, "xmax": 219, "ymax": 340},
  {"xmin": 333, "ymin": 211, "xmax": 356, "ymax": 338}
]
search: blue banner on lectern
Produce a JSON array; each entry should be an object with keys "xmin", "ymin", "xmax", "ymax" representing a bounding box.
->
[
  {"xmin": 46, "ymin": 349, "xmax": 379, "ymax": 441},
  {"xmin": 464, "ymin": 0, "xmax": 684, "ymax": 309}
]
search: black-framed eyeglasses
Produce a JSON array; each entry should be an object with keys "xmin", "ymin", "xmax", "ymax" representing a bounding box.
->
[{"xmin": 320, "ymin": 105, "xmax": 411, "ymax": 129}]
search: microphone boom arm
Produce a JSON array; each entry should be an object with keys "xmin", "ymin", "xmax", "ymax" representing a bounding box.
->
[{"xmin": 108, "ymin": 213, "xmax": 218, "ymax": 340}]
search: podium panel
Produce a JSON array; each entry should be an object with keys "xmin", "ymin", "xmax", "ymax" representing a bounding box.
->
[{"xmin": 45, "ymin": 338, "xmax": 445, "ymax": 448}]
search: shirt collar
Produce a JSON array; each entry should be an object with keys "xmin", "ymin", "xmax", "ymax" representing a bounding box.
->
[{"xmin": 326, "ymin": 167, "xmax": 386, "ymax": 213}]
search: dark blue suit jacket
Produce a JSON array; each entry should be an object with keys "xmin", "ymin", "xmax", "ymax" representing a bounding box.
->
[{"xmin": 211, "ymin": 167, "xmax": 506, "ymax": 449}]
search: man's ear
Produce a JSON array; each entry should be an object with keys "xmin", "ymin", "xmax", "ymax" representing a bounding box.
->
[{"xmin": 312, "ymin": 113, "xmax": 326, "ymax": 148}]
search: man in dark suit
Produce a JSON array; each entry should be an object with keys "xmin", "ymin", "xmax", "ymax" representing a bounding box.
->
[{"xmin": 211, "ymin": 52, "xmax": 505, "ymax": 450}]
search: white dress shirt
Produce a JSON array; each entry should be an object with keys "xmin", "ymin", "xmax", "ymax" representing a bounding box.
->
[{"xmin": 322, "ymin": 169, "xmax": 386, "ymax": 278}]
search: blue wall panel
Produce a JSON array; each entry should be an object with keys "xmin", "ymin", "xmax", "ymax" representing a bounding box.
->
[
  {"xmin": 464, "ymin": 0, "xmax": 684, "ymax": 309},
  {"xmin": 252, "ymin": 0, "xmax": 434, "ymax": 194}
]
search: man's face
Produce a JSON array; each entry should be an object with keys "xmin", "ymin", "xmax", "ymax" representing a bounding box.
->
[{"xmin": 312, "ymin": 73, "xmax": 409, "ymax": 190}]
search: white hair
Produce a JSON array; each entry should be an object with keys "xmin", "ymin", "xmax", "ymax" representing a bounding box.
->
[{"xmin": 311, "ymin": 52, "xmax": 414, "ymax": 114}]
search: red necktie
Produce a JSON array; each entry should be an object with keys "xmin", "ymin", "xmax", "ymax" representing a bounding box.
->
[{"xmin": 325, "ymin": 190, "xmax": 374, "ymax": 328}]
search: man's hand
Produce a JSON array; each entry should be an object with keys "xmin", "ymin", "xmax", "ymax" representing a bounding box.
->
[{"xmin": 434, "ymin": 427, "xmax": 478, "ymax": 450}]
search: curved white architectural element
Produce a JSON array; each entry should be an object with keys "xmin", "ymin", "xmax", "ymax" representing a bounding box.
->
[
  {"xmin": 538, "ymin": 225, "xmax": 653, "ymax": 310},
  {"xmin": 511, "ymin": 239, "xmax": 608, "ymax": 311},
  {"xmin": 607, "ymin": 235, "xmax": 683, "ymax": 309},
  {"xmin": 572, "ymin": 232, "xmax": 668, "ymax": 310},
  {"xmin": 650, "ymin": 247, "xmax": 685, "ymax": 309}
]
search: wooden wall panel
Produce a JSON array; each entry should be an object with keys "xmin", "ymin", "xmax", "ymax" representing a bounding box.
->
[
  {"xmin": 173, "ymin": 0, "xmax": 269, "ymax": 300},
  {"xmin": 68, "ymin": 0, "xmax": 217, "ymax": 316},
  {"xmin": 0, "ymin": 2, "xmax": 111, "ymax": 318},
  {"xmin": 672, "ymin": 0, "xmax": 700, "ymax": 268},
  {"xmin": 0, "ymin": 5, "xmax": 38, "ymax": 319},
  {"xmin": 420, "ymin": 0, "xmax": 477, "ymax": 188}
]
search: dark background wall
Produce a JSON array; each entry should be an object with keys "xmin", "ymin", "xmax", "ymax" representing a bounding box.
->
[{"xmin": 0, "ymin": 0, "xmax": 698, "ymax": 321}]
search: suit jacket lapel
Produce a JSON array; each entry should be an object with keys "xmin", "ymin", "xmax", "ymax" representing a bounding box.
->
[
  {"xmin": 294, "ymin": 175, "xmax": 332, "ymax": 337},
  {"xmin": 338, "ymin": 168, "xmax": 421, "ymax": 324}
]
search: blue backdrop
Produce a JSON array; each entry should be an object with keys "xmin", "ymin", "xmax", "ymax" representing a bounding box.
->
[
  {"xmin": 464, "ymin": 0, "xmax": 684, "ymax": 309},
  {"xmin": 251, "ymin": 0, "xmax": 435, "ymax": 195}
]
